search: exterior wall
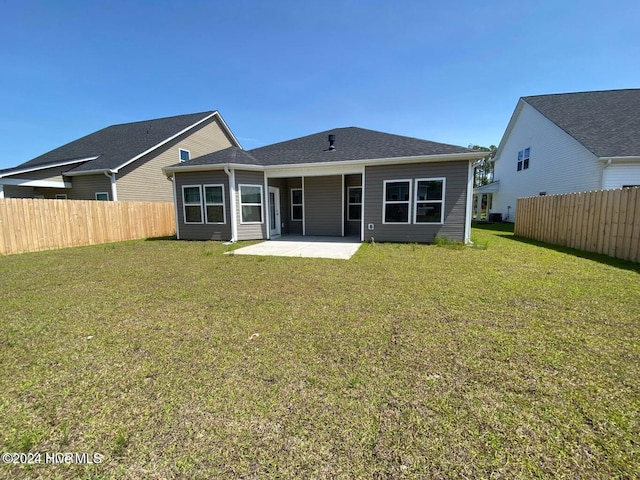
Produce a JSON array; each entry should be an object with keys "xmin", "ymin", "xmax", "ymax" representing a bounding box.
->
[
  {"xmin": 603, "ymin": 163, "xmax": 640, "ymax": 189},
  {"xmin": 345, "ymin": 174, "xmax": 362, "ymax": 237},
  {"xmin": 67, "ymin": 175, "xmax": 112, "ymax": 200},
  {"xmin": 364, "ymin": 161, "xmax": 468, "ymax": 243},
  {"xmin": 492, "ymin": 102, "xmax": 601, "ymax": 221},
  {"xmin": 3, "ymin": 185, "xmax": 35, "ymax": 198},
  {"xmin": 235, "ymin": 170, "xmax": 267, "ymax": 241},
  {"xmin": 33, "ymin": 187, "xmax": 69, "ymax": 198},
  {"xmin": 174, "ymin": 170, "xmax": 232, "ymax": 240},
  {"xmin": 116, "ymin": 116, "xmax": 235, "ymax": 202},
  {"xmin": 304, "ymin": 175, "xmax": 343, "ymax": 236},
  {"xmin": 286, "ymin": 177, "xmax": 303, "ymax": 235}
]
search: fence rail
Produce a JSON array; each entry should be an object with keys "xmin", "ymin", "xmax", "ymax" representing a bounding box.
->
[
  {"xmin": 515, "ymin": 187, "xmax": 639, "ymax": 263},
  {"xmin": 0, "ymin": 199, "xmax": 176, "ymax": 256}
]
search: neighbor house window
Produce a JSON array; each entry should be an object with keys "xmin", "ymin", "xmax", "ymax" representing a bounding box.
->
[
  {"xmin": 517, "ymin": 147, "xmax": 530, "ymax": 171},
  {"xmin": 95, "ymin": 192, "xmax": 109, "ymax": 201},
  {"xmin": 347, "ymin": 186, "xmax": 362, "ymax": 221},
  {"xmin": 204, "ymin": 185, "xmax": 225, "ymax": 224},
  {"xmin": 239, "ymin": 184, "xmax": 263, "ymax": 223},
  {"xmin": 55, "ymin": 194, "xmax": 67, "ymax": 200},
  {"xmin": 179, "ymin": 149, "xmax": 190, "ymax": 163},
  {"xmin": 414, "ymin": 178, "xmax": 445, "ymax": 224},
  {"xmin": 182, "ymin": 185, "xmax": 203, "ymax": 223},
  {"xmin": 383, "ymin": 180, "xmax": 411, "ymax": 223},
  {"xmin": 291, "ymin": 188, "xmax": 303, "ymax": 221}
]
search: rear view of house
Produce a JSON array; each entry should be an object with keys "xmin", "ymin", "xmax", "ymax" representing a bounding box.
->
[
  {"xmin": 478, "ymin": 89, "xmax": 640, "ymax": 221},
  {"xmin": 164, "ymin": 127, "xmax": 487, "ymax": 244},
  {"xmin": 0, "ymin": 111, "xmax": 240, "ymax": 202}
]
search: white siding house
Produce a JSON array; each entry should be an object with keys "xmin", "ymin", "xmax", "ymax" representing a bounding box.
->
[{"xmin": 477, "ymin": 89, "xmax": 640, "ymax": 222}]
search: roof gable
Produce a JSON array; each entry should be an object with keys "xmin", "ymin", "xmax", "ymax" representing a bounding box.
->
[
  {"xmin": 7, "ymin": 111, "xmax": 233, "ymax": 175},
  {"xmin": 522, "ymin": 89, "xmax": 640, "ymax": 158}
]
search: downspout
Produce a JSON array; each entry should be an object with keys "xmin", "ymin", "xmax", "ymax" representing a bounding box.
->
[
  {"xmin": 601, "ymin": 158, "xmax": 612, "ymax": 189},
  {"xmin": 104, "ymin": 171, "xmax": 118, "ymax": 201},
  {"xmin": 0, "ymin": 185, "xmax": 4, "ymax": 199},
  {"xmin": 224, "ymin": 164, "xmax": 237, "ymax": 242},
  {"xmin": 170, "ymin": 174, "xmax": 180, "ymax": 240}
]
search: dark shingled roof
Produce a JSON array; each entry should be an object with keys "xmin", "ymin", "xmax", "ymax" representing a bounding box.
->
[
  {"xmin": 8, "ymin": 111, "xmax": 216, "ymax": 174},
  {"xmin": 172, "ymin": 147, "xmax": 263, "ymax": 167},
  {"xmin": 247, "ymin": 127, "xmax": 473, "ymax": 165},
  {"xmin": 523, "ymin": 89, "xmax": 640, "ymax": 157}
]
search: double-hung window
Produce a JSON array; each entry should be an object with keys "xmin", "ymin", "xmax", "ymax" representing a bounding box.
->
[
  {"xmin": 204, "ymin": 185, "xmax": 225, "ymax": 224},
  {"xmin": 291, "ymin": 188, "xmax": 303, "ymax": 221},
  {"xmin": 239, "ymin": 185, "xmax": 263, "ymax": 223},
  {"xmin": 383, "ymin": 180, "xmax": 411, "ymax": 223},
  {"xmin": 182, "ymin": 185, "xmax": 203, "ymax": 223},
  {"xmin": 517, "ymin": 147, "xmax": 530, "ymax": 171},
  {"xmin": 347, "ymin": 186, "xmax": 362, "ymax": 221},
  {"xmin": 414, "ymin": 178, "xmax": 445, "ymax": 224}
]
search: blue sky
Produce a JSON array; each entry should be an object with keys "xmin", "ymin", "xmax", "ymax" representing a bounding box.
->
[{"xmin": 1, "ymin": 0, "xmax": 638, "ymax": 169}]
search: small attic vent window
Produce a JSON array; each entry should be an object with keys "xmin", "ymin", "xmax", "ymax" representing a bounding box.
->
[{"xmin": 179, "ymin": 149, "xmax": 190, "ymax": 162}]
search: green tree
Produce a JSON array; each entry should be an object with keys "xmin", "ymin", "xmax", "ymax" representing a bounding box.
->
[{"xmin": 469, "ymin": 144, "xmax": 496, "ymax": 187}]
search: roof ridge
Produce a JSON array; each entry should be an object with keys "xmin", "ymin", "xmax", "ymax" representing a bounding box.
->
[
  {"xmin": 107, "ymin": 110, "xmax": 216, "ymax": 128},
  {"xmin": 523, "ymin": 88, "xmax": 640, "ymax": 100}
]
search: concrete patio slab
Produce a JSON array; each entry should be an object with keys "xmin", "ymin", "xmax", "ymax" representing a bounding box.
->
[{"xmin": 226, "ymin": 236, "xmax": 362, "ymax": 260}]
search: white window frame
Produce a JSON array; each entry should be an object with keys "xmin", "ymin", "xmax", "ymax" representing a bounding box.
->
[
  {"xmin": 95, "ymin": 192, "xmax": 109, "ymax": 201},
  {"xmin": 347, "ymin": 186, "xmax": 362, "ymax": 221},
  {"xmin": 290, "ymin": 188, "xmax": 303, "ymax": 221},
  {"xmin": 55, "ymin": 194, "xmax": 68, "ymax": 200},
  {"xmin": 413, "ymin": 177, "xmax": 446, "ymax": 224},
  {"xmin": 517, "ymin": 147, "xmax": 530, "ymax": 171},
  {"xmin": 182, "ymin": 185, "xmax": 203, "ymax": 224},
  {"xmin": 382, "ymin": 179, "xmax": 412, "ymax": 224},
  {"xmin": 239, "ymin": 184, "xmax": 264, "ymax": 224},
  {"xmin": 203, "ymin": 184, "xmax": 226, "ymax": 224},
  {"xmin": 179, "ymin": 148, "xmax": 191, "ymax": 163}
]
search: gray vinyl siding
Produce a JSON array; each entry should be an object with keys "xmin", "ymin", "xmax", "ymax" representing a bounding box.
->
[
  {"xmin": 33, "ymin": 187, "xmax": 70, "ymax": 199},
  {"xmin": 285, "ymin": 177, "xmax": 302, "ymax": 234},
  {"xmin": 304, "ymin": 175, "xmax": 343, "ymax": 236},
  {"xmin": 67, "ymin": 175, "xmax": 112, "ymax": 200},
  {"xmin": 117, "ymin": 117, "xmax": 235, "ymax": 202},
  {"xmin": 364, "ymin": 161, "xmax": 468, "ymax": 243},
  {"xmin": 3, "ymin": 185, "xmax": 35, "ymax": 197},
  {"xmin": 235, "ymin": 170, "xmax": 267, "ymax": 240},
  {"xmin": 174, "ymin": 171, "xmax": 232, "ymax": 241},
  {"xmin": 345, "ymin": 174, "xmax": 362, "ymax": 237}
]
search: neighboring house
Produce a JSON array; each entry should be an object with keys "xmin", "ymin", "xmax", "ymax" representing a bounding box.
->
[
  {"xmin": 476, "ymin": 89, "xmax": 640, "ymax": 221},
  {"xmin": 163, "ymin": 127, "xmax": 487, "ymax": 243},
  {"xmin": 0, "ymin": 111, "xmax": 239, "ymax": 202}
]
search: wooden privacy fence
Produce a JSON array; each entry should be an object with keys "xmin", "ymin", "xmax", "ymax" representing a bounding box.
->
[
  {"xmin": 515, "ymin": 187, "xmax": 640, "ymax": 263},
  {"xmin": 0, "ymin": 199, "xmax": 176, "ymax": 256}
]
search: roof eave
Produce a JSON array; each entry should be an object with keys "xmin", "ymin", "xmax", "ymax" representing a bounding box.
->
[
  {"xmin": 63, "ymin": 168, "xmax": 115, "ymax": 177},
  {"xmin": 599, "ymin": 156, "xmax": 640, "ymax": 163},
  {"xmin": 0, "ymin": 156, "xmax": 99, "ymax": 178}
]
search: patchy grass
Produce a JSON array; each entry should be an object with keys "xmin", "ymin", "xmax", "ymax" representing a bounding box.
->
[{"xmin": 0, "ymin": 230, "xmax": 639, "ymax": 479}]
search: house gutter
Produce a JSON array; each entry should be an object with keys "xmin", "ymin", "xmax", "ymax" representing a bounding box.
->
[
  {"xmin": 600, "ymin": 156, "xmax": 640, "ymax": 164},
  {"xmin": 223, "ymin": 164, "xmax": 238, "ymax": 242}
]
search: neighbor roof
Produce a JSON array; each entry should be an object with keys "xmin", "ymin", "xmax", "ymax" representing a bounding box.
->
[
  {"xmin": 523, "ymin": 89, "xmax": 640, "ymax": 158},
  {"xmin": 1, "ymin": 111, "xmax": 229, "ymax": 176}
]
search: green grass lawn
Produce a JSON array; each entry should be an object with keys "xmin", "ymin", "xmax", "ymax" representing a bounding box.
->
[{"xmin": 1, "ymin": 226, "xmax": 639, "ymax": 479}]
